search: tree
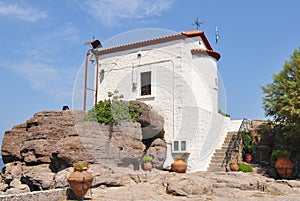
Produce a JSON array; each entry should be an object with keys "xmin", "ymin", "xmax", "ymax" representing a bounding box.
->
[{"xmin": 262, "ymin": 48, "xmax": 300, "ymax": 142}]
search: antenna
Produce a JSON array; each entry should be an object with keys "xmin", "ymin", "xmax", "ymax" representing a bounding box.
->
[{"xmin": 192, "ymin": 17, "xmax": 204, "ymax": 30}]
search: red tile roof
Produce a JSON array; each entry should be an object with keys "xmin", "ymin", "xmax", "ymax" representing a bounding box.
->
[
  {"xmin": 95, "ymin": 30, "xmax": 221, "ymax": 60},
  {"xmin": 191, "ymin": 48, "xmax": 221, "ymax": 61}
]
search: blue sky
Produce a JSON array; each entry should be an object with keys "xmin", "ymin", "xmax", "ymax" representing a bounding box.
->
[{"xmin": 1, "ymin": 0, "xmax": 300, "ymax": 141}]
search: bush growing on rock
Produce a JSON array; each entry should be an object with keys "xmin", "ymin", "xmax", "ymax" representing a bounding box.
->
[{"xmin": 84, "ymin": 90, "xmax": 143, "ymax": 124}]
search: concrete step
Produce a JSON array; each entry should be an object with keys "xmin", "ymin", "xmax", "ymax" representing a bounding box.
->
[
  {"xmin": 209, "ymin": 162, "xmax": 225, "ymax": 167},
  {"xmin": 207, "ymin": 131, "xmax": 239, "ymax": 172},
  {"xmin": 211, "ymin": 155, "xmax": 225, "ymax": 159},
  {"xmin": 207, "ymin": 167, "xmax": 225, "ymax": 172}
]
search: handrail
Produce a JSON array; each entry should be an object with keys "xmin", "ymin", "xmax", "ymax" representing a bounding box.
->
[{"xmin": 222, "ymin": 118, "xmax": 252, "ymax": 167}]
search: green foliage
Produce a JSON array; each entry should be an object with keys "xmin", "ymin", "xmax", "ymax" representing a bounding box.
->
[
  {"xmin": 238, "ymin": 163, "xmax": 253, "ymax": 172},
  {"xmin": 218, "ymin": 109, "xmax": 231, "ymax": 117},
  {"xmin": 242, "ymin": 131, "xmax": 255, "ymax": 154},
  {"xmin": 141, "ymin": 155, "xmax": 153, "ymax": 163},
  {"xmin": 73, "ymin": 162, "xmax": 88, "ymax": 170},
  {"xmin": 262, "ymin": 48, "xmax": 300, "ymax": 143},
  {"xmin": 271, "ymin": 149, "xmax": 290, "ymax": 160},
  {"xmin": 84, "ymin": 91, "xmax": 142, "ymax": 124}
]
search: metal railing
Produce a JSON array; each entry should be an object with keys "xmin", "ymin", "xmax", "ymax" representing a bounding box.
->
[{"xmin": 222, "ymin": 118, "xmax": 252, "ymax": 167}]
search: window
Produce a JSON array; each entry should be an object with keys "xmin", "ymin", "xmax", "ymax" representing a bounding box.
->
[
  {"xmin": 173, "ymin": 141, "xmax": 179, "ymax": 152},
  {"xmin": 99, "ymin": 69, "xmax": 104, "ymax": 83},
  {"xmin": 141, "ymin": 71, "xmax": 151, "ymax": 96},
  {"xmin": 172, "ymin": 140, "xmax": 190, "ymax": 153}
]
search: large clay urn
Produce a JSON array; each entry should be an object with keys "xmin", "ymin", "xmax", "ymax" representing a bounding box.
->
[
  {"xmin": 67, "ymin": 166, "xmax": 93, "ymax": 198},
  {"xmin": 171, "ymin": 159, "xmax": 187, "ymax": 173},
  {"xmin": 275, "ymin": 158, "xmax": 293, "ymax": 179}
]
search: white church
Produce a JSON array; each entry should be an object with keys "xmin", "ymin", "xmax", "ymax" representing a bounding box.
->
[{"xmin": 86, "ymin": 30, "xmax": 241, "ymax": 172}]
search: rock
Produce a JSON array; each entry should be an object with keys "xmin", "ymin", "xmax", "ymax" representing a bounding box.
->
[
  {"xmin": 9, "ymin": 179, "xmax": 21, "ymax": 188},
  {"xmin": 1, "ymin": 110, "xmax": 84, "ymax": 165},
  {"xmin": 129, "ymin": 101, "xmax": 164, "ymax": 139},
  {"xmin": 1, "ymin": 109, "xmax": 166, "ymax": 190},
  {"xmin": 17, "ymin": 184, "xmax": 30, "ymax": 193},
  {"xmin": 2, "ymin": 110, "xmax": 160, "ymax": 172},
  {"xmin": 88, "ymin": 164, "xmax": 134, "ymax": 187},
  {"xmin": 76, "ymin": 121, "xmax": 145, "ymax": 170},
  {"xmin": 88, "ymin": 171, "xmax": 300, "ymax": 200},
  {"xmin": 21, "ymin": 164, "xmax": 55, "ymax": 190},
  {"xmin": 253, "ymin": 145, "xmax": 272, "ymax": 165},
  {"xmin": 7, "ymin": 185, "xmax": 30, "ymax": 194},
  {"xmin": 166, "ymin": 172, "xmax": 213, "ymax": 196},
  {"xmin": 53, "ymin": 167, "xmax": 73, "ymax": 188},
  {"xmin": 2, "ymin": 161, "xmax": 24, "ymax": 182},
  {"xmin": 0, "ymin": 182, "xmax": 8, "ymax": 192},
  {"xmin": 148, "ymin": 138, "xmax": 167, "ymax": 169}
]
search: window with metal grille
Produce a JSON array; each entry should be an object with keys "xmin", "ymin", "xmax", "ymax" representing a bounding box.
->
[{"xmin": 141, "ymin": 71, "xmax": 151, "ymax": 96}]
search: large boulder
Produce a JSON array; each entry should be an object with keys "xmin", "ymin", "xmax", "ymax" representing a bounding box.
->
[
  {"xmin": 148, "ymin": 138, "xmax": 167, "ymax": 169},
  {"xmin": 129, "ymin": 101, "xmax": 164, "ymax": 139},
  {"xmin": 1, "ymin": 110, "xmax": 93, "ymax": 166},
  {"xmin": 21, "ymin": 164, "xmax": 55, "ymax": 190}
]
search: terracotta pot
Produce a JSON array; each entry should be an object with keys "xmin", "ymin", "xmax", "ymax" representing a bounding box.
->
[
  {"xmin": 171, "ymin": 159, "xmax": 187, "ymax": 173},
  {"xmin": 230, "ymin": 163, "xmax": 239, "ymax": 171},
  {"xmin": 245, "ymin": 153, "xmax": 253, "ymax": 163},
  {"xmin": 67, "ymin": 168, "xmax": 93, "ymax": 198},
  {"xmin": 275, "ymin": 157, "xmax": 293, "ymax": 179},
  {"xmin": 143, "ymin": 162, "xmax": 152, "ymax": 171}
]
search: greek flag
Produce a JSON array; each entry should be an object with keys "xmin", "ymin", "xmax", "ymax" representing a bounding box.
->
[{"xmin": 215, "ymin": 25, "xmax": 220, "ymax": 44}]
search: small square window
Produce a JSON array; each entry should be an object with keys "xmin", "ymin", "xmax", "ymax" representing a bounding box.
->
[{"xmin": 172, "ymin": 140, "xmax": 190, "ymax": 153}]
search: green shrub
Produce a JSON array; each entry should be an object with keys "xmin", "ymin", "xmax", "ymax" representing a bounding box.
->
[
  {"xmin": 84, "ymin": 91, "xmax": 142, "ymax": 124},
  {"xmin": 141, "ymin": 155, "xmax": 153, "ymax": 163},
  {"xmin": 271, "ymin": 149, "xmax": 290, "ymax": 160},
  {"xmin": 238, "ymin": 163, "xmax": 253, "ymax": 172},
  {"xmin": 73, "ymin": 162, "xmax": 88, "ymax": 170},
  {"xmin": 242, "ymin": 131, "xmax": 255, "ymax": 154}
]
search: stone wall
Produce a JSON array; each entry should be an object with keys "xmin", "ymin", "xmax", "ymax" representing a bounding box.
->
[
  {"xmin": 0, "ymin": 188, "xmax": 66, "ymax": 201},
  {"xmin": 249, "ymin": 120, "xmax": 300, "ymax": 179}
]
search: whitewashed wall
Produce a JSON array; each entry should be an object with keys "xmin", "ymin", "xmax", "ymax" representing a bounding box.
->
[{"xmin": 96, "ymin": 36, "xmax": 232, "ymax": 172}]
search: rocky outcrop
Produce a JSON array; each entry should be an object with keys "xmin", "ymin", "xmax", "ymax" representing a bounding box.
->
[
  {"xmin": 2, "ymin": 111, "xmax": 94, "ymax": 167},
  {"xmin": 1, "ymin": 109, "xmax": 166, "ymax": 192},
  {"xmin": 84, "ymin": 171, "xmax": 300, "ymax": 200}
]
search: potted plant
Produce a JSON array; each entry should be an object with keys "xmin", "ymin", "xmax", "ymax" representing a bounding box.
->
[
  {"xmin": 67, "ymin": 162, "xmax": 93, "ymax": 198},
  {"xmin": 243, "ymin": 144, "xmax": 255, "ymax": 163},
  {"xmin": 171, "ymin": 155, "xmax": 187, "ymax": 173},
  {"xmin": 229, "ymin": 161, "xmax": 239, "ymax": 171},
  {"xmin": 271, "ymin": 149, "xmax": 293, "ymax": 179},
  {"xmin": 242, "ymin": 131, "xmax": 255, "ymax": 163},
  {"xmin": 141, "ymin": 155, "xmax": 153, "ymax": 171}
]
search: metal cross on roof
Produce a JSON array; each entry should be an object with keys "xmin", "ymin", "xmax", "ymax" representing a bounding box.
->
[{"xmin": 192, "ymin": 17, "xmax": 203, "ymax": 30}]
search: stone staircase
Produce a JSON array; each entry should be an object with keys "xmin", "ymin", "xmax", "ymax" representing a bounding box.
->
[{"xmin": 207, "ymin": 131, "xmax": 239, "ymax": 172}]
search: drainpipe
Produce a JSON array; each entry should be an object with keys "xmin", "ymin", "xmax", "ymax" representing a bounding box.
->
[
  {"xmin": 94, "ymin": 52, "xmax": 99, "ymax": 105},
  {"xmin": 83, "ymin": 50, "xmax": 91, "ymax": 111}
]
